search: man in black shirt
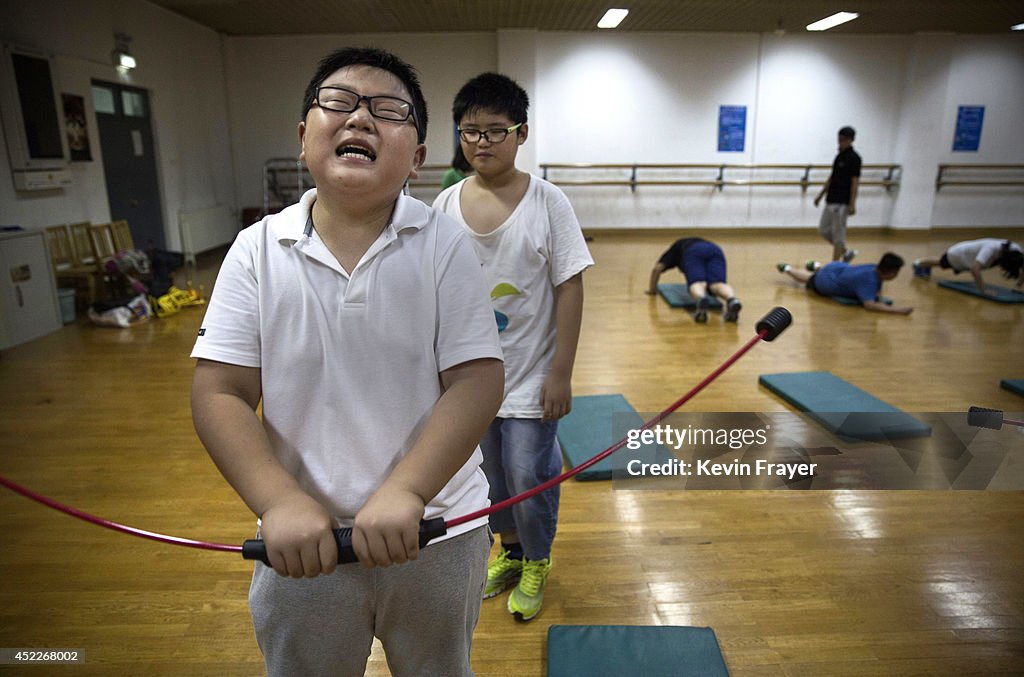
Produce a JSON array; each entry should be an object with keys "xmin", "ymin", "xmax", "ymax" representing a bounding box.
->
[{"xmin": 814, "ymin": 126, "xmax": 861, "ymax": 263}]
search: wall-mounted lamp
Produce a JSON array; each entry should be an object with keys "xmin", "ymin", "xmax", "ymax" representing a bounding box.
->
[
  {"xmin": 114, "ymin": 51, "xmax": 136, "ymax": 70},
  {"xmin": 113, "ymin": 31, "xmax": 135, "ymax": 72}
]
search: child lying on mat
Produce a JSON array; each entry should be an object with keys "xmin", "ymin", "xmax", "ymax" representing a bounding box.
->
[
  {"xmin": 912, "ymin": 239, "xmax": 1023, "ymax": 296},
  {"xmin": 776, "ymin": 252, "xmax": 913, "ymax": 315}
]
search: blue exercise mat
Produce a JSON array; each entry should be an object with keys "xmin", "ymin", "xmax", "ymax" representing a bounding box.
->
[
  {"xmin": 657, "ymin": 284, "xmax": 723, "ymax": 310},
  {"xmin": 759, "ymin": 371, "xmax": 931, "ymax": 440},
  {"xmin": 937, "ymin": 280, "xmax": 1024, "ymax": 303},
  {"xmin": 548, "ymin": 625, "xmax": 729, "ymax": 677},
  {"xmin": 1002, "ymin": 379, "xmax": 1024, "ymax": 397},
  {"xmin": 833, "ymin": 295, "xmax": 892, "ymax": 306},
  {"xmin": 557, "ymin": 394, "xmax": 673, "ymax": 481}
]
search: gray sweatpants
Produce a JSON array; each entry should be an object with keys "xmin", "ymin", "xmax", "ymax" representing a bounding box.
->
[
  {"xmin": 249, "ymin": 526, "xmax": 490, "ymax": 677},
  {"xmin": 818, "ymin": 203, "xmax": 850, "ymax": 246}
]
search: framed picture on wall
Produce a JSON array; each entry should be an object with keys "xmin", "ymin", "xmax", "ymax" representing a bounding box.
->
[
  {"xmin": 62, "ymin": 93, "xmax": 92, "ymax": 161},
  {"xmin": 952, "ymin": 105, "xmax": 984, "ymax": 152}
]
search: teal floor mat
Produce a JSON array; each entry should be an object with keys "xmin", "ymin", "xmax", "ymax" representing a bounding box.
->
[
  {"xmin": 657, "ymin": 284, "xmax": 724, "ymax": 309},
  {"xmin": 548, "ymin": 624, "xmax": 729, "ymax": 677},
  {"xmin": 938, "ymin": 280, "xmax": 1024, "ymax": 303},
  {"xmin": 758, "ymin": 371, "xmax": 931, "ymax": 440},
  {"xmin": 1001, "ymin": 379, "xmax": 1024, "ymax": 397},
  {"xmin": 557, "ymin": 394, "xmax": 673, "ymax": 480},
  {"xmin": 833, "ymin": 295, "xmax": 892, "ymax": 306}
]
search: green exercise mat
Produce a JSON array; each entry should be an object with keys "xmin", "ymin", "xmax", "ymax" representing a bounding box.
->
[
  {"xmin": 1001, "ymin": 379, "xmax": 1024, "ymax": 397},
  {"xmin": 832, "ymin": 295, "xmax": 892, "ymax": 306},
  {"xmin": 759, "ymin": 371, "xmax": 931, "ymax": 440},
  {"xmin": 657, "ymin": 284, "xmax": 724, "ymax": 310},
  {"xmin": 547, "ymin": 624, "xmax": 729, "ymax": 677},
  {"xmin": 937, "ymin": 280, "xmax": 1024, "ymax": 303},
  {"xmin": 557, "ymin": 394, "xmax": 674, "ymax": 481}
]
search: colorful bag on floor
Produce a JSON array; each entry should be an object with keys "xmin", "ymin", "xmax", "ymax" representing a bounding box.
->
[{"xmin": 87, "ymin": 294, "xmax": 153, "ymax": 327}]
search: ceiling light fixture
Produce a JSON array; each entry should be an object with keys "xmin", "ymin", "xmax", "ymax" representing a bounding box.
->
[
  {"xmin": 1012, "ymin": 23, "xmax": 1024, "ymax": 31},
  {"xmin": 806, "ymin": 11, "xmax": 859, "ymax": 32},
  {"xmin": 598, "ymin": 8, "xmax": 629, "ymax": 29}
]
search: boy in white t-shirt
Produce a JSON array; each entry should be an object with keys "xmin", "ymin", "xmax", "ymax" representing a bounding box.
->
[
  {"xmin": 190, "ymin": 48, "xmax": 503, "ymax": 676},
  {"xmin": 433, "ymin": 72, "xmax": 594, "ymax": 622},
  {"xmin": 913, "ymin": 239, "xmax": 1023, "ymax": 295}
]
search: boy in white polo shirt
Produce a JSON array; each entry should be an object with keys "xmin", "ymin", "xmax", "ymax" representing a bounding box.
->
[
  {"xmin": 434, "ymin": 73, "xmax": 593, "ymax": 622},
  {"xmin": 190, "ymin": 48, "xmax": 503, "ymax": 676}
]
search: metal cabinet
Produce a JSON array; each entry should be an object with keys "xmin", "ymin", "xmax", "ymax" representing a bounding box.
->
[{"xmin": 0, "ymin": 230, "xmax": 62, "ymax": 349}]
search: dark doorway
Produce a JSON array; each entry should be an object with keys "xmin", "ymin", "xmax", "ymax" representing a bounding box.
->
[{"xmin": 91, "ymin": 80, "xmax": 165, "ymax": 249}]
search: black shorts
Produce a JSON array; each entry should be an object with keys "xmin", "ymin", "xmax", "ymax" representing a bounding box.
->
[
  {"xmin": 939, "ymin": 253, "xmax": 953, "ymax": 269},
  {"xmin": 806, "ymin": 273, "xmax": 828, "ymax": 296}
]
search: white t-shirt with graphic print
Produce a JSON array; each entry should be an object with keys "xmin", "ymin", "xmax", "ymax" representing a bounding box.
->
[{"xmin": 434, "ymin": 174, "xmax": 594, "ymax": 418}]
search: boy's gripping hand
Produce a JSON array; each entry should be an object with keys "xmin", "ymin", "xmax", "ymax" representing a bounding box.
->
[
  {"xmin": 259, "ymin": 491, "xmax": 339, "ymax": 578},
  {"xmin": 352, "ymin": 483, "xmax": 426, "ymax": 568},
  {"xmin": 541, "ymin": 370, "xmax": 573, "ymax": 420}
]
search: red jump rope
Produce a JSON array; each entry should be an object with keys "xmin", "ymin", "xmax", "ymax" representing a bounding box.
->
[{"xmin": 1, "ymin": 307, "xmax": 793, "ymax": 565}]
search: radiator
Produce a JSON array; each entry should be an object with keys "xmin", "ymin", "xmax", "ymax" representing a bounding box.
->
[{"xmin": 179, "ymin": 205, "xmax": 235, "ymax": 265}]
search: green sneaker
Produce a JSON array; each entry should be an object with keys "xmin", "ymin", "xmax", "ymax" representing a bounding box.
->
[
  {"xmin": 483, "ymin": 549, "xmax": 523, "ymax": 599},
  {"xmin": 507, "ymin": 557, "xmax": 552, "ymax": 621}
]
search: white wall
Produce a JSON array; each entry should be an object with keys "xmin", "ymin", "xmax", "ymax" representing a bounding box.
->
[
  {"xmin": 0, "ymin": 0, "xmax": 236, "ymax": 250},
  {"xmin": 930, "ymin": 36, "xmax": 1024, "ymax": 227},
  {"xmin": 533, "ymin": 31, "xmax": 1022, "ymax": 229},
  {"xmin": 1, "ymin": 2, "xmax": 1020, "ymax": 237},
  {"xmin": 497, "ymin": 29, "xmax": 539, "ymax": 176},
  {"xmin": 223, "ymin": 33, "xmax": 497, "ymax": 211}
]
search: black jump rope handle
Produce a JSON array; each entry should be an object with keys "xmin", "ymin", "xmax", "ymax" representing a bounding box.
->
[
  {"xmin": 757, "ymin": 306, "xmax": 792, "ymax": 342},
  {"xmin": 241, "ymin": 517, "xmax": 448, "ymax": 565},
  {"xmin": 968, "ymin": 406, "xmax": 1003, "ymax": 430}
]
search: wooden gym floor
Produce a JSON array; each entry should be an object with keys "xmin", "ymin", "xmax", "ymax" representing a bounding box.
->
[{"xmin": 0, "ymin": 227, "xmax": 1022, "ymax": 676}]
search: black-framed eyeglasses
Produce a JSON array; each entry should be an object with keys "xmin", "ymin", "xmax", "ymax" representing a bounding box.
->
[
  {"xmin": 457, "ymin": 123, "xmax": 523, "ymax": 144},
  {"xmin": 315, "ymin": 86, "xmax": 416, "ymax": 124}
]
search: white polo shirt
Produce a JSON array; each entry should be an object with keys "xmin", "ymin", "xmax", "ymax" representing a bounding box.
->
[{"xmin": 191, "ymin": 189, "xmax": 502, "ymax": 540}]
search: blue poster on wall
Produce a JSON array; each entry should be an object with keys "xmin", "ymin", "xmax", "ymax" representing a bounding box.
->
[
  {"xmin": 718, "ymin": 105, "xmax": 746, "ymax": 152},
  {"xmin": 953, "ymin": 105, "xmax": 984, "ymax": 152}
]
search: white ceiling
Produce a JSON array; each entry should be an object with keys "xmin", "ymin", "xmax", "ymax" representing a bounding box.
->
[{"xmin": 148, "ymin": 0, "xmax": 1024, "ymax": 36}]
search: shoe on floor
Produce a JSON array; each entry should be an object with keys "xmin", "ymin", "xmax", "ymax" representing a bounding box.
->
[
  {"xmin": 723, "ymin": 298, "xmax": 742, "ymax": 322},
  {"xmin": 483, "ymin": 549, "xmax": 523, "ymax": 599},
  {"xmin": 804, "ymin": 260, "xmax": 821, "ymax": 272},
  {"xmin": 508, "ymin": 557, "xmax": 552, "ymax": 621},
  {"xmin": 842, "ymin": 249, "xmax": 858, "ymax": 263},
  {"xmin": 693, "ymin": 296, "xmax": 709, "ymax": 323}
]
